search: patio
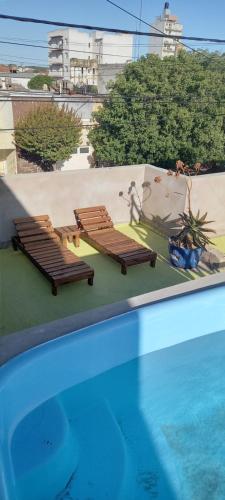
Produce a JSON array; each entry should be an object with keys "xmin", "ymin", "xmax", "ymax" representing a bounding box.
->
[{"xmin": 1, "ymin": 223, "xmax": 223, "ymax": 337}]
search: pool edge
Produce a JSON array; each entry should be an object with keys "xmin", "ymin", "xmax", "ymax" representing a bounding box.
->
[{"xmin": 1, "ymin": 272, "xmax": 225, "ymax": 366}]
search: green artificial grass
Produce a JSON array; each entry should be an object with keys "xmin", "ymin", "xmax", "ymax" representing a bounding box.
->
[{"xmin": 0, "ymin": 224, "xmax": 219, "ymax": 337}]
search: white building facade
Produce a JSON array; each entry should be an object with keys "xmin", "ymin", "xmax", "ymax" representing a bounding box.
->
[
  {"xmin": 54, "ymin": 97, "xmax": 102, "ymax": 170},
  {"xmin": 149, "ymin": 2, "xmax": 183, "ymax": 59},
  {"xmin": 48, "ymin": 28, "xmax": 133, "ymax": 86}
]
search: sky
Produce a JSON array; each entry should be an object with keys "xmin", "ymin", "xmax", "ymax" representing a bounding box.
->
[{"xmin": 0, "ymin": 0, "xmax": 224, "ymax": 67}]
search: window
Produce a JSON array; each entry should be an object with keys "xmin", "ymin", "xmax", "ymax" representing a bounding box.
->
[
  {"xmin": 73, "ymin": 148, "xmax": 78, "ymax": 154},
  {"xmin": 80, "ymin": 147, "xmax": 89, "ymax": 154}
]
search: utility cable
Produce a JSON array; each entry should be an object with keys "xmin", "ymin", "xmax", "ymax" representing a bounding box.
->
[
  {"xmin": 0, "ymin": 39, "xmax": 136, "ymax": 60},
  {"xmin": 106, "ymin": 0, "xmax": 212, "ymax": 58},
  {"xmin": 1, "ymin": 13, "xmax": 225, "ymax": 43}
]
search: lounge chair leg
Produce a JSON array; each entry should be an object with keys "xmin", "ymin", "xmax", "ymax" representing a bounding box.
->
[
  {"xmin": 150, "ymin": 253, "xmax": 157, "ymax": 268},
  {"xmin": 121, "ymin": 265, "xmax": 127, "ymax": 275},
  {"xmin": 88, "ymin": 276, "xmax": 94, "ymax": 286},
  {"xmin": 52, "ymin": 284, "xmax": 58, "ymax": 296},
  {"xmin": 12, "ymin": 237, "xmax": 18, "ymax": 251}
]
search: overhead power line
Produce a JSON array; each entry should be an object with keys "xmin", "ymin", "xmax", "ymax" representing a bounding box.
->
[
  {"xmin": 1, "ymin": 109, "xmax": 225, "ymax": 133},
  {"xmin": 106, "ymin": 0, "xmax": 196, "ymax": 55},
  {"xmin": 0, "ymin": 54, "xmax": 49, "ymax": 65},
  {"xmin": 0, "ymin": 39, "xmax": 135, "ymax": 60},
  {"xmin": 0, "ymin": 124, "xmax": 97, "ymax": 131},
  {"xmin": 105, "ymin": 0, "xmax": 225, "ymax": 64},
  {"xmin": 0, "ymin": 34, "xmax": 222, "ymax": 48},
  {"xmin": 1, "ymin": 13, "xmax": 225, "ymax": 43},
  {"xmin": 0, "ymin": 95, "xmax": 225, "ymax": 105}
]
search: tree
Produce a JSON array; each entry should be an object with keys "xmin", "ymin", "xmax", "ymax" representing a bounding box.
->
[
  {"xmin": 15, "ymin": 104, "xmax": 82, "ymax": 171},
  {"xmin": 89, "ymin": 51, "xmax": 225, "ymax": 167},
  {"xmin": 28, "ymin": 75, "xmax": 54, "ymax": 90}
]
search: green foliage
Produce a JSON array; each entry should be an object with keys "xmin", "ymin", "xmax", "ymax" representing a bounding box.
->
[
  {"xmin": 28, "ymin": 75, "xmax": 54, "ymax": 90},
  {"xmin": 89, "ymin": 51, "xmax": 225, "ymax": 166},
  {"xmin": 174, "ymin": 210, "xmax": 215, "ymax": 249},
  {"xmin": 73, "ymin": 84, "xmax": 98, "ymax": 95},
  {"xmin": 15, "ymin": 104, "xmax": 82, "ymax": 169},
  {"xmin": 86, "ymin": 85, "xmax": 98, "ymax": 94}
]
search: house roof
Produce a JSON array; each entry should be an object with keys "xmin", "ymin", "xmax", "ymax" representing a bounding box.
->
[{"xmin": 0, "ymin": 65, "xmax": 9, "ymax": 72}]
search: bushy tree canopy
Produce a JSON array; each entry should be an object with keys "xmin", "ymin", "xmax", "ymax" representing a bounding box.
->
[
  {"xmin": 89, "ymin": 52, "xmax": 225, "ymax": 167},
  {"xmin": 15, "ymin": 104, "xmax": 82, "ymax": 170},
  {"xmin": 28, "ymin": 75, "xmax": 53, "ymax": 90}
]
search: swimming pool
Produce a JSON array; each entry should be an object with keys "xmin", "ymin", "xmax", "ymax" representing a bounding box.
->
[{"xmin": 1, "ymin": 284, "xmax": 225, "ymax": 499}]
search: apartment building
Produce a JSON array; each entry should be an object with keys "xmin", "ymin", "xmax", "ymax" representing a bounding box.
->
[
  {"xmin": 48, "ymin": 28, "xmax": 133, "ymax": 86},
  {"xmin": 149, "ymin": 2, "xmax": 183, "ymax": 59}
]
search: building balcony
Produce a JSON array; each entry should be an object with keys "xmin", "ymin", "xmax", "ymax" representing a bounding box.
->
[
  {"xmin": 48, "ymin": 36, "xmax": 64, "ymax": 50},
  {"xmin": 48, "ymin": 54, "xmax": 64, "ymax": 64}
]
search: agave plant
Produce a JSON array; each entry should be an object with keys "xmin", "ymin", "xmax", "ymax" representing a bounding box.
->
[{"xmin": 174, "ymin": 210, "xmax": 215, "ymax": 249}]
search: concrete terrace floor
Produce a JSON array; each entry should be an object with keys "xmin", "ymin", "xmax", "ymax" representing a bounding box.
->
[{"xmin": 0, "ymin": 223, "xmax": 224, "ymax": 337}]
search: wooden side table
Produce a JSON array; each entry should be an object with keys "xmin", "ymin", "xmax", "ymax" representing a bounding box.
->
[{"xmin": 55, "ymin": 225, "xmax": 80, "ymax": 248}]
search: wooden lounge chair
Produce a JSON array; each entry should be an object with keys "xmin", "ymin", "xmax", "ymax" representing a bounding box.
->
[
  {"xmin": 12, "ymin": 215, "xmax": 94, "ymax": 296},
  {"xmin": 74, "ymin": 206, "xmax": 157, "ymax": 274}
]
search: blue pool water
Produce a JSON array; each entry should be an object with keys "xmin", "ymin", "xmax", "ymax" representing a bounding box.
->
[
  {"xmin": 1, "ymin": 283, "xmax": 225, "ymax": 499},
  {"xmin": 11, "ymin": 328, "xmax": 225, "ymax": 499}
]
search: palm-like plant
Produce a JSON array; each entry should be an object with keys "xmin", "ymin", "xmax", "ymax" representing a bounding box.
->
[{"xmin": 173, "ymin": 210, "xmax": 215, "ymax": 249}]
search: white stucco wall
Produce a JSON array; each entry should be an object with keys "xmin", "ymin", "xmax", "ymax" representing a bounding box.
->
[{"xmin": 0, "ymin": 101, "xmax": 15, "ymax": 150}]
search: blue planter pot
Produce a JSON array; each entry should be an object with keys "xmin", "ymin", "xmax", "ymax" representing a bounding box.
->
[{"xmin": 168, "ymin": 239, "xmax": 203, "ymax": 269}]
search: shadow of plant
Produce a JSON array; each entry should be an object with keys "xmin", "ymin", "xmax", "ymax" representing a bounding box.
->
[
  {"xmin": 119, "ymin": 180, "xmax": 152, "ymax": 225},
  {"xmin": 118, "ymin": 180, "xmax": 181, "ymax": 243}
]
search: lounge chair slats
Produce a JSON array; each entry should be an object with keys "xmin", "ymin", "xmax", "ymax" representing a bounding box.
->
[
  {"xmin": 15, "ymin": 221, "xmax": 52, "ymax": 231},
  {"xmin": 82, "ymin": 222, "xmax": 114, "ymax": 232},
  {"xmin": 76, "ymin": 206, "xmax": 113, "ymax": 232},
  {"xmin": 74, "ymin": 205, "xmax": 157, "ymax": 274},
  {"xmin": 18, "ymin": 227, "xmax": 53, "ymax": 238},
  {"xmin": 50, "ymin": 264, "xmax": 91, "ymax": 278},
  {"xmin": 13, "ymin": 215, "xmax": 49, "ymax": 224},
  {"xmin": 106, "ymin": 244, "xmax": 142, "ymax": 253},
  {"xmin": 24, "ymin": 241, "xmax": 61, "ymax": 251},
  {"xmin": 81, "ymin": 216, "xmax": 111, "ymax": 225},
  {"xmin": 12, "ymin": 215, "xmax": 94, "ymax": 294},
  {"xmin": 29, "ymin": 248, "xmax": 65, "ymax": 258},
  {"xmin": 45, "ymin": 261, "xmax": 87, "ymax": 272},
  {"xmin": 34, "ymin": 254, "xmax": 79, "ymax": 266},
  {"xmin": 20, "ymin": 233, "xmax": 58, "ymax": 244},
  {"xmin": 75, "ymin": 206, "xmax": 106, "ymax": 214}
]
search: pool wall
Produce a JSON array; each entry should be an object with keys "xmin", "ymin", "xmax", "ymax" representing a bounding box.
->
[{"xmin": 1, "ymin": 282, "xmax": 225, "ymax": 499}]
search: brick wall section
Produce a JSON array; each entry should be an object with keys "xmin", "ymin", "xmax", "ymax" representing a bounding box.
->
[
  {"xmin": 12, "ymin": 100, "xmax": 49, "ymax": 125},
  {"xmin": 16, "ymin": 154, "xmax": 43, "ymax": 174}
]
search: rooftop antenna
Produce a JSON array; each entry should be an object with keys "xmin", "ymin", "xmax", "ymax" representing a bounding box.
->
[{"xmin": 163, "ymin": 2, "xmax": 170, "ymax": 18}]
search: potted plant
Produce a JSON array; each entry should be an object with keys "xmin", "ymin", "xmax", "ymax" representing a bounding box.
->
[{"xmin": 169, "ymin": 210, "xmax": 215, "ymax": 269}]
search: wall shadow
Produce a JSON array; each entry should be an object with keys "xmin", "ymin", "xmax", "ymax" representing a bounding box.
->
[{"xmin": 119, "ymin": 180, "xmax": 181, "ymax": 239}]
